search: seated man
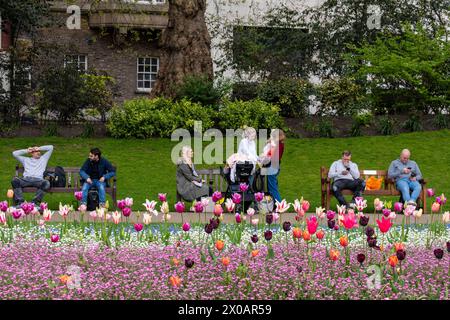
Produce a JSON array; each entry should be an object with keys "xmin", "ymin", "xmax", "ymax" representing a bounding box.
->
[
  {"xmin": 388, "ymin": 149, "xmax": 422, "ymax": 206},
  {"xmin": 79, "ymin": 148, "xmax": 115, "ymax": 210},
  {"xmin": 11, "ymin": 145, "xmax": 54, "ymax": 206},
  {"xmin": 328, "ymin": 150, "xmax": 365, "ymax": 208}
]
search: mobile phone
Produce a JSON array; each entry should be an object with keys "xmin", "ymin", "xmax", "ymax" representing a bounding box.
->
[{"xmin": 346, "ymin": 167, "xmax": 351, "ymax": 171}]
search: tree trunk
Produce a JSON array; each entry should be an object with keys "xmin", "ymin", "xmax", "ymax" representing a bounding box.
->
[{"xmin": 150, "ymin": 0, "xmax": 213, "ymax": 98}]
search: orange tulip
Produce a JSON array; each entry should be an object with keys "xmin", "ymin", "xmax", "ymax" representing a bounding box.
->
[
  {"xmin": 171, "ymin": 257, "xmax": 180, "ymax": 266},
  {"xmin": 339, "ymin": 235, "xmax": 349, "ymax": 247},
  {"xmin": 292, "ymin": 227, "xmax": 302, "ymax": 239},
  {"xmin": 59, "ymin": 274, "xmax": 71, "ymax": 285},
  {"xmin": 316, "ymin": 229, "xmax": 325, "ymax": 240},
  {"xmin": 221, "ymin": 256, "xmax": 230, "ymax": 267},
  {"xmin": 329, "ymin": 249, "xmax": 340, "ymax": 261},
  {"xmin": 302, "ymin": 230, "xmax": 311, "ymax": 241},
  {"xmin": 215, "ymin": 240, "xmax": 224, "ymax": 251},
  {"xmin": 251, "ymin": 250, "xmax": 259, "ymax": 258},
  {"xmin": 6, "ymin": 189, "xmax": 14, "ymax": 199},
  {"xmin": 169, "ymin": 275, "xmax": 182, "ymax": 287},
  {"xmin": 394, "ymin": 242, "xmax": 405, "ymax": 252},
  {"xmin": 431, "ymin": 202, "xmax": 440, "ymax": 213},
  {"xmin": 388, "ymin": 255, "xmax": 399, "ymax": 267}
]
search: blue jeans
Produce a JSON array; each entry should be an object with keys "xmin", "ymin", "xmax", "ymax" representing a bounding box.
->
[
  {"xmin": 396, "ymin": 178, "xmax": 421, "ymax": 202},
  {"xmin": 267, "ymin": 168, "xmax": 281, "ymax": 203},
  {"xmin": 81, "ymin": 179, "xmax": 106, "ymax": 205}
]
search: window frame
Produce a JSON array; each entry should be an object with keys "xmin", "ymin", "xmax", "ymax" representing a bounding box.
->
[
  {"xmin": 64, "ymin": 54, "xmax": 88, "ymax": 72},
  {"xmin": 136, "ymin": 57, "xmax": 159, "ymax": 93}
]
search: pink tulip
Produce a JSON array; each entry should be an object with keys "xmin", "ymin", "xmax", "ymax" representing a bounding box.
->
[
  {"xmin": 301, "ymin": 200, "xmax": 310, "ymax": 212},
  {"xmin": 394, "ymin": 202, "xmax": 403, "ymax": 213},
  {"xmin": 74, "ymin": 191, "xmax": 83, "ymax": 201},
  {"xmin": 112, "ymin": 211, "xmax": 121, "ymax": 224},
  {"xmin": 21, "ymin": 202, "xmax": 34, "ymax": 215},
  {"xmin": 50, "ymin": 234, "xmax": 59, "ymax": 243},
  {"xmin": 194, "ymin": 202, "xmax": 204, "ymax": 213},
  {"xmin": 122, "ymin": 207, "xmax": 132, "ymax": 217},
  {"xmin": 276, "ymin": 199, "xmax": 290, "ymax": 213},
  {"xmin": 326, "ymin": 210, "xmax": 336, "ymax": 220},
  {"xmin": 12, "ymin": 209, "xmax": 23, "ymax": 220},
  {"xmin": 213, "ymin": 204, "xmax": 223, "ymax": 217},
  {"xmin": 239, "ymin": 183, "xmax": 249, "ymax": 192},
  {"xmin": 182, "ymin": 222, "xmax": 190, "ymax": 232},
  {"xmin": 134, "ymin": 223, "xmax": 143, "ymax": 232},
  {"xmin": 404, "ymin": 205, "xmax": 415, "ymax": 217},
  {"xmin": 0, "ymin": 212, "xmax": 6, "ymax": 225},
  {"xmin": 124, "ymin": 197, "xmax": 133, "ymax": 207},
  {"xmin": 39, "ymin": 202, "xmax": 48, "ymax": 211},
  {"xmin": 174, "ymin": 202, "xmax": 185, "ymax": 213},
  {"xmin": 212, "ymin": 191, "xmax": 223, "ymax": 203},
  {"xmin": 427, "ymin": 189, "xmax": 435, "ymax": 197},
  {"xmin": 246, "ymin": 207, "xmax": 255, "ymax": 217},
  {"xmin": 225, "ymin": 199, "xmax": 235, "ymax": 213},
  {"xmin": 342, "ymin": 212, "xmax": 358, "ymax": 230},
  {"xmin": 158, "ymin": 193, "xmax": 167, "ymax": 202},
  {"xmin": 254, "ymin": 192, "xmax": 264, "ymax": 202},
  {"xmin": 117, "ymin": 200, "xmax": 126, "ymax": 210},
  {"xmin": 0, "ymin": 201, "xmax": 8, "ymax": 212},
  {"xmin": 89, "ymin": 211, "xmax": 97, "ymax": 219},
  {"xmin": 232, "ymin": 193, "xmax": 241, "ymax": 204},
  {"xmin": 431, "ymin": 202, "xmax": 440, "ymax": 213},
  {"xmin": 306, "ymin": 216, "xmax": 318, "ymax": 235}
]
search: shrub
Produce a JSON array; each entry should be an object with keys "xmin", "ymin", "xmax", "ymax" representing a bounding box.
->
[
  {"xmin": 433, "ymin": 113, "xmax": 449, "ymax": 129},
  {"xmin": 377, "ymin": 116, "xmax": 395, "ymax": 136},
  {"xmin": 318, "ymin": 118, "xmax": 334, "ymax": 138},
  {"xmin": 403, "ymin": 114, "xmax": 423, "ymax": 132},
  {"xmin": 350, "ymin": 112, "xmax": 373, "ymax": 137},
  {"xmin": 107, "ymin": 98, "xmax": 214, "ymax": 139},
  {"xmin": 218, "ymin": 99, "xmax": 284, "ymax": 130},
  {"xmin": 231, "ymin": 82, "xmax": 259, "ymax": 101},
  {"xmin": 176, "ymin": 74, "xmax": 231, "ymax": 109},
  {"xmin": 256, "ymin": 78, "xmax": 312, "ymax": 117},
  {"xmin": 316, "ymin": 77, "xmax": 366, "ymax": 116},
  {"xmin": 43, "ymin": 122, "xmax": 58, "ymax": 137}
]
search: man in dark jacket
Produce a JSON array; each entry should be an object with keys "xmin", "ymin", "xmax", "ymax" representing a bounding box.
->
[{"xmin": 79, "ymin": 148, "xmax": 115, "ymax": 210}]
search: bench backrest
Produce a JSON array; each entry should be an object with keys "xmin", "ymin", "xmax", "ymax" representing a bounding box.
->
[{"xmin": 196, "ymin": 168, "xmax": 228, "ymax": 192}]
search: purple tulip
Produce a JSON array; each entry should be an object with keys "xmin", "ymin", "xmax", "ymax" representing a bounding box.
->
[
  {"xmin": 426, "ymin": 188, "xmax": 434, "ymax": 197},
  {"xmin": 436, "ymin": 195, "xmax": 447, "ymax": 205},
  {"xmin": 254, "ymin": 192, "xmax": 264, "ymax": 202},
  {"xmin": 393, "ymin": 202, "xmax": 403, "ymax": 213},
  {"xmin": 251, "ymin": 234, "xmax": 258, "ymax": 243},
  {"xmin": 382, "ymin": 209, "xmax": 391, "ymax": 217},
  {"xmin": 239, "ymin": 183, "xmax": 249, "ymax": 192},
  {"xmin": 182, "ymin": 222, "xmax": 190, "ymax": 232},
  {"xmin": 327, "ymin": 219, "xmax": 336, "ymax": 229},
  {"xmin": 326, "ymin": 210, "xmax": 335, "ymax": 220},
  {"xmin": 359, "ymin": 215, "xmax": 369, "ymax": 227},
  {"xmin": 231, "ymin": 193, "xmax": 241, "ymax": 204},
  {"xmin": 0, "ymin": 201, "xmax": 8, "ymax": 212},
  {"xmin": 21, "ymin": 202, "xmax": 34, "ymax": 215},
  {"xmin": 212, "ymin": 191, "xmax": 222, "ymax": 203},
  {"xmin": 396, "ymin": 249, "xmax": 406, "ymax": 261},
  {"xmin": 204, "ymin": 223, "xmax": 213, "ymax": 234},
  {"xmin": 194, "ymin": 202, "xmax": 204, "ymax": 213},
  {"xmin": 357, "ymin": 253, "xmax": 366, "ymax": 264},
  {"xmin": 134, "ymin": 223, "xmax": 143, "ymax": 232},
  {"xmin": 40, "ymin": 202, "xmax": 48, "ymax": 211},
  {"xmin": 266, "ymin": 214, "xmax": 273, "ymax": 225},
  {"xmin": 264, "ymin": 230, "xmax": 273, "ymax": 241},
  {"xmin": 158, "ymin": 193, "xmax": 167, "ymax": 202},
  {"xmin": 117, "ymin": 200, "xmax": 126, "ymax": 210},
  {"xmin": 433, "ymin": 248, "xmax": 444, "ymax": 259},
  {"xmin": 12, "ymin": 209, "xmax": 23, "ymax": 220},
  {"xmin": 122, "ymin": 207, "xmax": 132, "ymax": 217},
  {"xmin": 235, "ymin": 213, "xmax": 242, "ymax": 224},
  {"xmin": 282, "ymin": 221, "xmax": 291, "ymax": 232},
  {"xmin": 74, "ymin": 191, "xmax": 83, "ymax": 201},
  {"xmin": 184, "ymin": 258, "xmax": 194, "ymax": 269},
  {"xmin": 447, "ymin": 241, "xmax": 450, "ymax": 253},
  {"xmin": 365, "ymin": 227, "xmax": 375, "ymax": 237},
  {"xmin": 174, "ymin": 202, "xmax": 185, "ymax": 213}
]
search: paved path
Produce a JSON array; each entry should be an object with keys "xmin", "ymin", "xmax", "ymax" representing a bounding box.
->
[{"xmin": 47, "ymin": 211, "xmax": 440, "ymax": 225}]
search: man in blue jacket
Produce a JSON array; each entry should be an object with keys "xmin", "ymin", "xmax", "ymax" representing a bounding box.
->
[
  {"xmin": 388, "ymin": 149, "xmax": 423, "ymax": 206},
  {"xmin": 79, "ymin": 148, "xmax": 115, "ymax": 210}
]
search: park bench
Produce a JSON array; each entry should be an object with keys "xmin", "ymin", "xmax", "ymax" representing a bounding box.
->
[
  {"xmin": 320, "ymin": 166, "xmax": 427, "ymax": 213},
  {"xmin": 15, "ymin": 165, "xmax": 117, "ymax": 207}
]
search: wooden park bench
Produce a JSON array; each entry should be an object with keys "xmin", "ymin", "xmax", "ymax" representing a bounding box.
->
[
  {"xmin": 15, "ymin": 165, "xmax": 117, "ymax": 207},
  {"xmin": 320, "ymin": 166, "xmax": 427, "ymax": 213}
]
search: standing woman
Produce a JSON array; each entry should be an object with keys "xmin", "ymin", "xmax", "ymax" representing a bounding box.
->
[
  {"xmin": 265, "ymin": 129, "xmax": 285, "ymax": 203},
  {"xmin": 176, "ymin": 146, "xmax": 211, "ymax": 202}
]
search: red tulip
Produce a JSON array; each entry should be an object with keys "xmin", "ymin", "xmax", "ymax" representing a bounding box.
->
[
  {"xmin": 316, "ymin": 229, "xmax": 325, "ymax": 240},
  {"xmin": 339, "ymin": 235, "xmax": 349, "ymax": 247},
  {"xmin": 292, "ymin": 227, "xmax": 302, "ymax": 239},
  {"xmin": 376, "ymin": 217, "xmax": 392, "ymax": 234}
]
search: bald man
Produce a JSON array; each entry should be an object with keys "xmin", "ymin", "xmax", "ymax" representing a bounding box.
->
[{"xmin": 388, "ymin": 149, "xmax": 423, "ymax": 205}]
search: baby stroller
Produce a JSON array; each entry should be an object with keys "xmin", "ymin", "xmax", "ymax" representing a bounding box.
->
[{"xmin": 222, "ymin": 161, "xmax": 265, "ymax": 213}]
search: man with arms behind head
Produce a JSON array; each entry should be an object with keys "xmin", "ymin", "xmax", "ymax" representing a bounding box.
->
[
  {"xmin": 11, "ymin": 145, "xmax": 54, "ymax": 206},
  {"xmin": 79, "ymin": 148, "xmax": 115, "ymax": 210},
  {"xmin": 388, "ymin": 149, "xmax": 422, "ymax": 206}
]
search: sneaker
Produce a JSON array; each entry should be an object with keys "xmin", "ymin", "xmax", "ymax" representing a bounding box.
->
[
  {"xmin": 406, "ymin": 200, "xmax": 417, "ymax": 207},
  {"xmin": 79, "ymin": 204, "xmax": 87, "ymax": 212},
  {"xmin": 99, "ymin": 203, "xmax": 106, "ymax": 209}
]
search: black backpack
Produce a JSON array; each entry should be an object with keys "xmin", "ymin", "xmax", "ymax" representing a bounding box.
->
[
  {"xmin": 87, "ymin": 189, "xmax": 99, "ymax": 211},
  {"xmin": 54, "ymin": 166, "xmax": 67, "ymax": 187}
]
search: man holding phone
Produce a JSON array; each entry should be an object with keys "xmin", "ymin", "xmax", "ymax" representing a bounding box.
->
[
  {"xmin": 388, "ymin": 149, "xmax": 423, "ymax": 206},
  {"xmin": 328, "ymin": 151, "xmax": 365, "ymax": 208}
]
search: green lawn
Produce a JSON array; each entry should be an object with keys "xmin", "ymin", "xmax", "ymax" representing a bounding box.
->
[{"xmin": 0, "ymin": 130, "xmax": 449, "ymax": 211}]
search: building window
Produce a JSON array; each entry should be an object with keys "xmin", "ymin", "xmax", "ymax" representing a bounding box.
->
[
  {"xmin": 137, "ymin": 57, "xmax": 159, "ymax": 92},
  {"xmin": 64, "ymin": 55, "xmax": 88, "ymax": 72},
  {"xmin": 153, "ymin": 0, "xmax": 166, "ymax": 3}
]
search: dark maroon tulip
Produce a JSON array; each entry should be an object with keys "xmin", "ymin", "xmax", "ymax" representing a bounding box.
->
[
  {"xmin": 434, "ymin": 248, "xmax": 444, "ymax": 259},
  {"xmin": 282, "ymin": 221, "xmax": 291, "ymax": 232},
  {"xmin": 365, "ymin": 226, "xmax": 375, "ymax": 237},
  {"xmin": 368, "ymin": 238, "xmax": 377, "ymax": 248},
  {"xmin": 447, "ymin": 241, "xmax": 450, "ymax": 253},
  {"xmin": 296, "ymin": 266, "xmax": 303, "ymax": 273},
  {"xmin": 327, "ymin": 219, "xmax": 335, "ymax": 229},
  {"xmin": 251, "ymin": 234, "xmax": 259, "ymax": 244},
  {"xmin": 266, "ymin": 214, "xmax": 273, "ymax": 225},
  {"xmin": 209, "ymin": 218, "xmax": 219, "ymax": 229},
  {"xmin": 185, "ymin": 258, "xmax": 194, "ymax": 269},
  {"xmin": 204, "ymin": 223, "xmax": 213, "ymax": 234},
  {"xmin": 264, "ymin": 230, "xmax": 273, "ymax": 241},
  {"xmin": 357, "ymin": 253, "xmax": 366, "ymax": 264},
  {"xmin": 396, "ymin": 249, "xmax": 406, "ymax": 261},
  {"xmin": 359, "ymin": 216, "xmax": 369, "ymax": 227}
]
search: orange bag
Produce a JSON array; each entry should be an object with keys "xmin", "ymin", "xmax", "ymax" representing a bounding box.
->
[{"xmin": 365, "ymin": 176, "xmax": 383, "ymax": 190}]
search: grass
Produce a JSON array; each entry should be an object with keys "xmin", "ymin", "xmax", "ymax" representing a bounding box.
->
[{"xmin": 0, "ymin": 129, "xmax": 449, "ymax": 211}]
